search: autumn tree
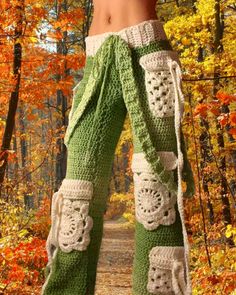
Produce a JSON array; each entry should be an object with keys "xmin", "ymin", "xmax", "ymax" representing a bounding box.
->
[{"xmin": 0, "ymin": 0, "xmax": 89, "ymax": 205}]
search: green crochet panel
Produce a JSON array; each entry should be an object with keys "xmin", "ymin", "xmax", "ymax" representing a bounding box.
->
[{"xmin": 41, "ymin": 34, "xmax": 195, "ymax": 295}]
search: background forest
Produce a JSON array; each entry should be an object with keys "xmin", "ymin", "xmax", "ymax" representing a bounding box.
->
[{"xmin": 0, "ymin": 0, "xmax": 236, "ymax": 294}]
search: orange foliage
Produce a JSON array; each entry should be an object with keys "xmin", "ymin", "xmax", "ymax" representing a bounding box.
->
[
  {"xmin": 194, "ymin": 101, "xmax": 220, "ymax": 118},
  {"xmin": 0, "ymin": 237, "xmax": 47, "ymax": 293},
  {"xmin": 0, "ymin": 195, "xmax": 51, "ymax": 293},
  {"xmin": 216, "ymin": 91, "xmax": 236, "ymax": 105},
  {"xmin": 30, "ymin": 196, "xmax": 51, "ymax": 239}
]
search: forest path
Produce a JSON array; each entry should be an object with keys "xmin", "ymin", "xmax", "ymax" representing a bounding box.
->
[{"xmin": 95, "ymin": 219, "xmax": 135, "ymax": 295}]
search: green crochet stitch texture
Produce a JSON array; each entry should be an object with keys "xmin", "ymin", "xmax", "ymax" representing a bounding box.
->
[{"xmin": 42, "ymin": 34, "xmax": 195, "ymax": 295}]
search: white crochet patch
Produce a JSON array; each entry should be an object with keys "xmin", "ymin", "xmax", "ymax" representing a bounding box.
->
[
  {"xmin": 147, "ymin": 246, "xmax": 187, "ymax": 295},
  {"xmin": 46, "ymin": 179, "xmax": 93, "ymax": 256},
  {"xmin": 131, "ymin": 152, "xmax": 177, "ymax": 230},
  {"xmin": 139, "ymin": 51, "xmax": 180, "ymax": 118},
  {"xmin": 57, "ymin": 197, "xmax": 93, "ymax": 252}
]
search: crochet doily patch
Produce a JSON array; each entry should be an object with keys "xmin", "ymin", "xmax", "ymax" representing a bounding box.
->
[
  {"xmin": 46, "ymin": 179, "xmax": 94, "ymax": 256},
  {"xmin": 132, "ymin": 152, "xmax": 178, "ymax": 230},
  {"xmin": 57, "ymin": 197, "xmax": 93, "ymax": 252}
]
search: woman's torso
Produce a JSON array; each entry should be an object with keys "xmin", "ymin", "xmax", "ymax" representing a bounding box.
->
[{"xmin": 88, "ymin": 0, "xmax": 158, "ymax": 36}]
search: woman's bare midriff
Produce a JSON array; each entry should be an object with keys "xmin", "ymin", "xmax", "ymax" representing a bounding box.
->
[{"xmin": 88, "ymin": 0, "xmax": 158, "ymax": 36}]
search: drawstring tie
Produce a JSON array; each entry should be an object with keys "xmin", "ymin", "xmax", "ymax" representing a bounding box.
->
[{"xmin": 168, "ymin": 59, "xmax": 192, "ymax": 295}]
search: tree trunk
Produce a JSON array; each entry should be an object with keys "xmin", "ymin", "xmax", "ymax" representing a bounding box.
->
[
  {"xmin": 82, "ymin": 0, "xmax": 93, "ymax": 49},
  {"xmin": 18, "ymin": 104, "xmax": 34, "ymax": 210},
  {"xmin": 0, "ymin": 0, "xmax": 24, "ymax": 194},
  {"xmin": 55, "ymin": 0, "xmax": 69, "ymax": 190}
]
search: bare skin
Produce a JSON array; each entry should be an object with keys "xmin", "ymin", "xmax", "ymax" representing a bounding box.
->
[{"xmin": 88, "ymin": 0, "xmax": 158, "ymax": 36}]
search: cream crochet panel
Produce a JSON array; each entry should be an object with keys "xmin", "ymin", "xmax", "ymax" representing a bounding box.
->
[
  {"xmin": 139, "ymin": 51, "xmax": 182, "ymax": 118},
  {"xmin": 131, "ymin": 151, "xmax": 178, "ymax": 230},
  {"xmin": 46, "ymin": 179, "xmax": 94, "ymax": 262},
  {"xmin": 134, "ymin": 48, "xmax": 191, "ymax": 294},
  {"xmin": 147, "ymin": 246, "xmax": 187, "ymax": 294}
]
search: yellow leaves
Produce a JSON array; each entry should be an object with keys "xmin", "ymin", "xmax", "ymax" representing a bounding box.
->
[
  {"xmin": 115, "ymin": 114, "xmax": 132, "ymax": 156},
  {"xmin": 0, "ymin": 199, "xmax": 27, "ymax": 248},
  {"xmin": 17, "ymin": 229, "xmax": 29, "ymax": 238},
  {"xmin": 201, "ymin": 15, "xmax": 207, "ymax": 26},
  {"xmin": 225, "ymin": 225, "xmax": 236, "ymax": 243},
  {"xmin": 213, "ymin": 249, "xmax": 227, "ymax": 265},
  {"xmin": 37, "ymin": 180, "xmax": 44, "ymax": 186},
  {"xmin": 194, "ymin": 28, "xmax": 212, "ymax": 46},
  {"xmin": 15, "ymin": 37, "xmax": 24, "ymax": 46},
  {"xmin": 123, "ymin": 212, "xmax": 135, "ymax": 224},
  {"xmin": 197, "ymin": 0, "xmax": 215, "ymax": 19},
  {"xmin": 190, "ymin": 240, "xmax": 236, "ymax": 294},
  {"xmin": 162, "ymin": 0, "xmax": 236, "ymax": 86},
  {"xmin": 28, "ymin": 36, "xmax": 38, "ymax": 43},
  {"xmin": 34, "ymin": 3, "xmax": 43, "ymax": 8},
  {"xmin": 104, "ymin": 192, "xmax": 134, "ymax": 222}
]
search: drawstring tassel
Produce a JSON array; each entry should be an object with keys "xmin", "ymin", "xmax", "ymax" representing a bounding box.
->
[{"xmin": 168, "ymin": 59, "xmax": 192, "ymax": 295}]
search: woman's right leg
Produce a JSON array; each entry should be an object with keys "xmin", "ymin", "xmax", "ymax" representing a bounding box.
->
[{"xmin": 41, "ymin": 47, "xmax": 127, "ymax": 294}]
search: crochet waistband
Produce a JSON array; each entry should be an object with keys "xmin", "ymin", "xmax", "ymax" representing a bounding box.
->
[{"xmin": 85, "ymin": 19, "xmax": 168, "ymax": 56}]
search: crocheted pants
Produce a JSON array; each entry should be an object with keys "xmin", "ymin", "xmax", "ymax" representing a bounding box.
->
[{"xmin": 41, "ymin": 19, "xmax": 195, "ymax": 295}]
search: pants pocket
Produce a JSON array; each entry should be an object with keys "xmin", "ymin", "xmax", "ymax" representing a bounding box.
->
[
  {"xmin": 131, "ymin": 151, "xmax": 178, "ymax": 230},
  {"xmin": 147, "ymin": 246, "xmax": 187, "ymax": 295},
  {"xmin": 46, "ymin": 179, "xmax": 94, "ymax": 259},
  {"xmin": 139, "ymin": 50, "xmax": 182, "ymax": 119}
]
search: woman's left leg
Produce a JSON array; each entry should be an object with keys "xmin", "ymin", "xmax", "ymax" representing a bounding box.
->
[{"xmin": 106, "ymin": 22, "xmax": 195, "ymax": 294}]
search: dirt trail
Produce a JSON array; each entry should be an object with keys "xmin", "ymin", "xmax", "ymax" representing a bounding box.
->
[{"xmin": 95, "ymin": 219, "xmax": 135, "ymax": 295}]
